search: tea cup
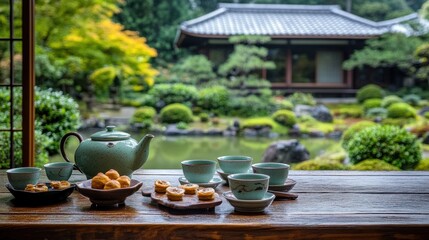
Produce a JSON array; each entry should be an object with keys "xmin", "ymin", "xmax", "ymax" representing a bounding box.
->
[
  {"xmin": 228, "ymin": 173, "xmax": 269, "ymax": 200},
  {"xmin": 44, "ymin": 162, "xmax": 74, "ymax": 181},
  {"xmin": 217, "ymin": 156, "xmax": 252, "ymax": 174},
  {"xmin": 181, "ymin": 160, "xmax": 216, "ymax": 183},
  {"xmin": 6, "ymin": 167, "xmax": 41, "ymax": 190},
  {"xmin": 252, "ymin": 162, "xmax": 290, "ymax": 185}
]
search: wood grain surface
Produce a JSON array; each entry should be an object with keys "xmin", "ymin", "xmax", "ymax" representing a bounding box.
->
[{"xmin": 1, "ymin": 170, "xmax": 429, "ymax": 240}]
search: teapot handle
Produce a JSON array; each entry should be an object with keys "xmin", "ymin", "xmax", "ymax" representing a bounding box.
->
[{"xmin": 60, "ymin": 132, "xmax": 84, "ymax": 173}]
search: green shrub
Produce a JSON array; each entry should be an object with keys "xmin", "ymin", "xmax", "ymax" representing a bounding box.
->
[
  {"xmin": 356, "ymin": 84, "xmax": 383, "ymax": 103},
  {"xmin": 363, "ymin": 98, "xmax": 382, "ymax": 112},
  {"xmin": 415, "ymin": 158, "xmax": 429, "ymax": 170},
  {"xmin": 350, "ymin": 159, "xmax": 400, "ymax": 171},
  {"xmin": 403, "ymin": 94, "xmax": 421, "ymax": 107},
  {"xmin": 176, "ymin": 122, "xmax": 188, "ymax": 130},
  {"xmin": 287, "ymin": 92, "xmax": 316, "ymax": 106},
  {"xmin": 424, "ymin": 112, "xmax": 429, "ymax": 119},
  {"xmin": 341, "ymin": 121, "xmax": 376, "ymax": 148},
  {"xmin": 365, "ymin": 107, "xmax": 387, "ymax": 119},
  {"xmin": 346, "ymin": 125, "xmax": 421, "ymax": 170},
  {"xmin": 381, "ymin": 118, "xmax": 413, "ymax": 127},
  {"xmin": 293, "ymin": 159, "xmax": 347, "ymax": 170},
  {"xmin": 197, "ymin": 86, "xmax": 229, "ymax": 114},
  {"xmin": 241, "ymin": 118, "xmax": 274, "ymax": 130},
  {"xmin": 386, "ymin": 102, "xmax": 416, "ymax": 119},
  {"xmin": 228, "ymin": 96, "xmax": 273, "ymax": 117},
  {"xmin": 278, "ymin": 100, "xmax": 294, "ymax": 111},
  {"xmin": 131, "ymin": 107, "xmax": 156, "ymax": 124},
  {"xmin": 332, "ymin": 107, "xmax": 363, "ymax": 118},
  {"xmin": 199, "ymin": 113, "xmax": 209, "ymax": 123},
  {"xmin": 148, "ymin": 83, "xmax": 198, "ymax": 109},
  {"xmin": 35, "ymin": 88, "xmax": 80, "ymax": 154},
  {"xmin": 175, "ymin": 55, "xmax": 216, "ymax": 85},
  {"xmin": 272, "ymin": 110, "xmax": 296, "ymax": 127},
  {"xmin": 381, "ymin": 95, "xmax": 403, "ymax": 108},
  {"xmin": 160, "ymin": 103, "xmax": 193, "ymax": 124}
]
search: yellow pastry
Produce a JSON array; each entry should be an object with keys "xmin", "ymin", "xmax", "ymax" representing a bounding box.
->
[
  {"xmin": 59, "ymin": 181, "xmax": 71, "ymax": 189},
  {"xmin": 24, "ymin": 184, "xmax": 35, "ymax": 192},
  {"xmin": 105, "ymin": 169, "xmax": 120, "ymax": 180},
  {"xmin": 197, "ymin": 187, "xmax": 215, "ymax": 201},
  {"xmin": 117, "ymin": 175, "xmax": 131, "ymax": 188},
  {"xmin": 34, "ymin": 183, "xmax": 48, "ymax": 192},
  {"xmin": 166, "ymin": 187, "xmax": 185, "ymax": 201},
  {"xmin": 154, "ymin": 180, "xmax": 170, "ymax": 193},
  {"xmin": 50, "ymin": 181, "xmax": 61, "ymax": 189},
  {"xmin": 91, "ymin": 173, "xmax": 110, "ymax": 189},
  {"xmin": 179, "ymin": 183, "xmax": 199, "ymax": 194},
  {"xmin": 104, "ymin": 180, "xmax": 121, "ymax": 190}
]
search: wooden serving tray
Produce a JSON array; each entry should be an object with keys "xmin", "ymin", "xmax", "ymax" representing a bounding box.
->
[{"xmin": 142, "ymin": 188, "xmax": 222, "ymax": 210}]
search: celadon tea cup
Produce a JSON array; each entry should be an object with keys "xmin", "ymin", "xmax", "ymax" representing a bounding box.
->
[
  {"xmin": 228, "ymin": 173, "xmax": 269, "ymax": 200},
  {"xmin": 181, "ymin": 160, "xmax": 216, "ymax": 183},
  {"xmin": 6, "ymin": 167, "xmax": 41, "ymax": 190},
  {"xmin": 44, "ymin": 162, "xmax": 74, "ymax": 181},
  {"xmin": 217, "ymin": 156, "xmax": 252, "ymax": 174},
  {"xmin": 252, "ymin": 162, "xmax": 290, "ymax": 185}
]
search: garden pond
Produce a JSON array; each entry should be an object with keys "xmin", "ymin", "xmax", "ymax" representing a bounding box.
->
[{"xmin": 51, "ymin": 129, "xmax": 340, "ymax": 169}]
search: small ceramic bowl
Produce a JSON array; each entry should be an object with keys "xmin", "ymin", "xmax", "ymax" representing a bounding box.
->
[
  {"xmin": 223, "ymin": 191, "xmax": 275, "ymax": 213},
  {"xmin": 44, "ymin": 162, "xmax": 74, "ymax": 181},
  {"xmin": 228, "ymin": 173, "xmax": 269, "ymax": 200},
  {"xmin": 181, "ymin": 160, "xmax": 216, "ymax": 183},
  {"xmin": 6, "ymin": 167, "xmax": 41, "ymax": 190},
  {"xmin": 252, "ymin": 162, "xmax": 290, "ymax": 186},
  {"xmin": 76, "ymin": 179, "xmax": 142, "ymax": 206},
  {"xmin": 217, "ymin": 156, "xmax": 252, "ymax": 174}
]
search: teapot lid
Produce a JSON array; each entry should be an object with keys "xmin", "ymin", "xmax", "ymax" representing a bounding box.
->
[{"xmin": 90, "ymin": 126, "xmax": 130, "ymax": 141}]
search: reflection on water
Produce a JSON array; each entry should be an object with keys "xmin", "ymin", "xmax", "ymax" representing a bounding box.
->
[{"xmin": 56, "ymin": 129, "xmax": 340, "ymax": 169}]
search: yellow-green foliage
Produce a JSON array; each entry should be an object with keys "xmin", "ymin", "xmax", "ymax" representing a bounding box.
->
[
  {"xmin": 341, "ymin": 121, "xmax": 376, "ymax": 148},
  {"xmin": 272, "ymin": 110, "xmax": 296, "ymax": 127},
  {"xmin": 350, "ymin": 159, "xmax": 400, "ymax": 171},
  {"xmin": 241, "ymin": 117, "xmax": 288, "ymax": 134},
  {"xmin": 293, "ymin": 159, "xmax": 347, "ymax": 170},
  {"xmin": 296, "ymin": 116, "xmax": 335, "ymax": 134},
  {"xmin": 415, "ymin": 159, "xmax": 429, "ymax": 170},
  {"xmin": 363, "ymin": 98, "xmax": 382, "ymax": 112},
  {"xmin": 314, "ymin": 151, "xmax": 347, "ymax": 163},
  {"xmin": 387, "ymin": 102, "xmax": 416, "ymax": 119}
]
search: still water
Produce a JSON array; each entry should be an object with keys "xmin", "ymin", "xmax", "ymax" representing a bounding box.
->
[{"xmin": 55, "ymin": 130, "xmax": 339, "ymax": 169}]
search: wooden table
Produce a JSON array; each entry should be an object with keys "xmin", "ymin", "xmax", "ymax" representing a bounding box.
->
[{"xmin": 1, "ymin": 170, "xmax": 429, "ymax": 239}]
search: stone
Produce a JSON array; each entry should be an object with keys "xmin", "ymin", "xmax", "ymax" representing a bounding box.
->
[
  {"xmin": 311, "ymin": 105, "xmax": 333, "ymax": 123},
  {"xmin": 243, "ymin": 128, "xmax": 258, "ymax": 137},
  {"xmin": 294, "ymin": 104, "xmax": 314, "ymax": 118},
  {"xmin": 262, "ymin": 139, "xmax": 310, "ymax": 164},
  {"xmin": 419, "ymin": 106, "xmax": 429, "ymax": 116},
  {"xmin": 165, "ymin": 124, "xmax": 188, "ymax": 136}
]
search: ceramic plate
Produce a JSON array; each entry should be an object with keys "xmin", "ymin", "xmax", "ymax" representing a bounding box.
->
[
  {"xmin": 5, "ymin": 182, "xmax": 75, "ymax": 205},
  {"xmin": 223, "ymin": 191, "xmax": 275, "ymax": 213},
  {"xmin": 178, "ymin": 177, "xmax": 222, "ymax": 188},
  {"xmin": 268, "ymin": 178, "xmax": 296, "ymax": 192},
  {"xmin": 76, "ymin": 179, "xmax": 142, "ymax": 206}
]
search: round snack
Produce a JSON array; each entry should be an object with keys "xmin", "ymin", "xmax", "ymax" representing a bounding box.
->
[
  {"xmin": 197, "ymin": 187, "xmax": 215, "ymax": 201},
  {"xmin": 105, "ymin": 169, "xmax": 120, "ymax": 180},
  {"xmin": 34, "ymin": 183, "xmax": 48, "ymax": 192},
  {"xmin": 166, "ymin": 187, "xmax": 185, "ymax": 201},
  {"xmin": 117, "ymin": 175, "xmax": 131, "ymax": 188},
  {"xmin": 154, "ymin": 180, "xmax": 171, "ymax": 193},
  {"xmin": 104, "ymin": 180, "xmax": 121, "ymax": 190},
  {"xmin": 50, "ymin": 181, "xmax": 61, "ymax": 189},
  {"xmin": 179, "ymin": 183, "xmax": 199, "ymax": 194},
  {"xmin": 59, "ymin": 181, "xmax": 71, "ymax": 189},
  {"xmin": 24, "ymin": 184, "xmax": 35, "ymax": 192},
  {"xmin": 91, "ymin": 173, "xmax": 110, "ymax": 189}
]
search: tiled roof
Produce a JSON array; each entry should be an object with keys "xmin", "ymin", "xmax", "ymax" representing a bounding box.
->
[{"xmin": 176, "ymin": 3, "xmax": 418, "ymax": 46}]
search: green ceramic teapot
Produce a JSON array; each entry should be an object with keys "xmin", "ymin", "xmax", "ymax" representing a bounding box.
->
[{"xmin": 60, "ymin": 126, "xmax": 154, "ymax": 179}]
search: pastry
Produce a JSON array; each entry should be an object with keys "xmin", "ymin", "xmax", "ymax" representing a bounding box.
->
[
  {"xmin": 105, "ymin": 169, "xmax": 120, "ymax": 180},
  {"xmin": 179, "ymin": 183, "xmax": 199, "ymax": 194},
  {"xmin": 166, "ymin": 187, "xmax": 185, "ymax": 201},
  {"xmin": 24, "ymin": 184, "xmax": 35, "ymax": 192},
  {"xmin": 34, "ymin": 183, "xmax": 48, "ymax": 192},
  {"xmin": 154, "ymin": 180, "xmax": 170, "ymax": 193},
  {"xmin": 91, "ymin": 173, "xmax": 110, "ymax": 189},
  {"xmin": 104, "ymin": 180, "xmax": 121, "ymax": 190},
  {"xmin": 60, "ymin": 181, "xmax": 71, "ymax": 189},
  {"xmin": 197, "ymin": 187, "xmax": 215, "ymax": 201},
  {"xmin": 51, "ymin": 181, "xmax": 71, "ymax": 190},
  {"xmin": 117, "ymin": 175, "xmax": 131, "ymax": 188}
]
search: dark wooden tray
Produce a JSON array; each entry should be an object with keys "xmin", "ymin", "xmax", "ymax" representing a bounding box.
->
[{"xmin": 142, "ymin": 188, "xmax": 222, "ymax": 210}]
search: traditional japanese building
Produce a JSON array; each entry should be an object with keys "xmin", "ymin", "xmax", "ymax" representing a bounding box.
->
[{"xmin": 175, "ymin": 3, "xmax": 419, "ymax": 96}]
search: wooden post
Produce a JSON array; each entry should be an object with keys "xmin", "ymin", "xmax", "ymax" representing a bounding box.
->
[{"xmin": 22, "ymin": 0, "xmax": 35, "ymax": 167}]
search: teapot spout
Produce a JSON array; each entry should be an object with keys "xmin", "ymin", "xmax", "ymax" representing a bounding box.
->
[{"xmin": 132, "ymin": 134, "xmax": 155, "ymax": 170}]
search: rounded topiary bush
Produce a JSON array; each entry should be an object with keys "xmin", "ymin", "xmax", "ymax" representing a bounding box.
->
[
  {"xmin": 160, "ymin": 103, "xmax": 193, "ymax": 124},
  {"xmin": 403, "ymin": 94, "xmax": 421, "ymax": 107},
  {"xmin": 287, "ymin": 92, "xmax": 316, "ymax": 106},
  {"xmin": 148, "ymin": 83, "xmax": 198, "ymax": 109},
  {"xmin": 293, "ymin": 159, "xmax": 347, "ymax": 170},
  {"xmin": 415, "ymin": 159, "xmax": 429, "ymax": 170},
  {"xmin": 350, "ymin": 159, "xmax": 400, "ymax": 171},
  {"xmin": 277, "ymin": 100, "xmax": 294, "ymax": 111},
  {"xmin": 131, "ymin": 107, "xmax": 156, "ymax": 123},
  {"xmin": 365, "ymin": 107, "xmax": 387, "ymax": 119},
  {"xmin": 341, "ymin": 121, "xmax": 376, "ymax": 148},
  {"xmin": 272, "ymin": 110, "xmax": 296, "ymax": 127},
  {"xmin": 356, "ymin": 84, "xmax": 383, "ymax": 103},
  {"xmin": 199, "ymin": 113, "xmax": 209, "ymax": 123},
  {"xmin": 387, "ymin": 102, "xmax": 416, "ymax": 119},
  {"xmin": 346, "ymin": 125, "xmax": 421, "ymax": 170},
  {"xmin": 381, "ymin": 95, "xmax": 403, "ymax": 108},
  {"xmin": 363, "ymin": 98, "xmax": 382, "ymax": 112},
  {"xmin": 197, "ymin": 85, "xmax": 229, "ymax": 114}
]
